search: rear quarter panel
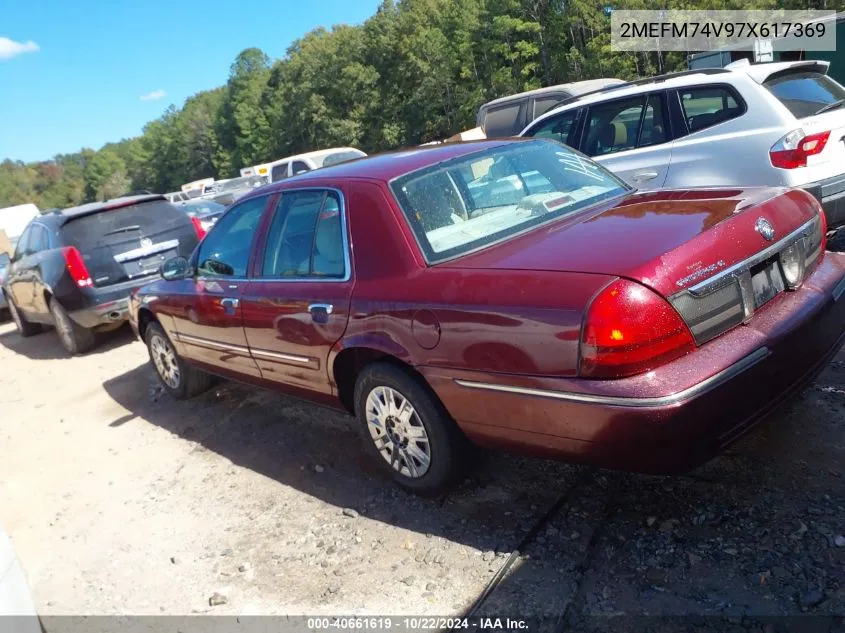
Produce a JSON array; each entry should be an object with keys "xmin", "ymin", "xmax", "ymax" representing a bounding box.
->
[{"xmin": 336, "ymin": 180, "xmax": 614, "ymax": 377}]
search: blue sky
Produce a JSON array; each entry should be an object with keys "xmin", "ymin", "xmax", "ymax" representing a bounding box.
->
[{"xmin": 0, "ymin": 0, "xmax": 382, "ymax": 163}]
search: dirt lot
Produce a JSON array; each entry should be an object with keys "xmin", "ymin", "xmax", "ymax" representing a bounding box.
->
[{"xmin": 1, "ymin": 316, "xmax": 844, "ymax": 629}]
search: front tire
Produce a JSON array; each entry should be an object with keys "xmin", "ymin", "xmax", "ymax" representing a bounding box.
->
[
  {"xmin": 8, "ymin": 297, "xmax": 42, "ymax": 337},
  {"xmin": 50, "ymin": 298, "xmax": 95, "ymax": 354},
  {"xmin": 353, "ymin": 362, "xmax": 474, "ymax": 496},
  {"xmin": 145, "ymin": 322, "xmax": 214, "ymax": 399}
]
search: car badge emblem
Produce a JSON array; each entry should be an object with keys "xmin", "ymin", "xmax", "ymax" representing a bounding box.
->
[
  {"xmin": 755, "ymin": 218, "xmax": 775, "ymax": 242},
  {"xmin": 140, "ymin": 237, "xmax": 153, "ymax": 248}
]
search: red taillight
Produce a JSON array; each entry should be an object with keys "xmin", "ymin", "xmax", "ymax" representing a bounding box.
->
[
  {"xmin": 770, "ymin": 129, "xmax": 831, "ymax": 169},
  {"xmin": 580, "ymin": 279, "xmax": 695, "ymax": 379},
  {"xmin": 62, "ymin": 246, "xmax": 94, "ymax": 288},
  {"xmin": 190, "ymin": 215, "xmax": 207, "ymax": 239}
]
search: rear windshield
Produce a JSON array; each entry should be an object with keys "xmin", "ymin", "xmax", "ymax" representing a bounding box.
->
[
  {"xmin": 62, "ymin": 200, "xmax": 195, "ymax": 287},
  {"xmin": 62, "ymin": 200, "xmax": 188, "ymax": 249},
  {"xmin": 390, "ymin": 139, "xmax": 630, "ymax": 263},
  {"xmin": 765, "ymin": 72, "xmax": 845, "ymax": 118}
]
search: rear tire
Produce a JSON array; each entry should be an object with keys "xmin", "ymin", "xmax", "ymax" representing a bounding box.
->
[
  {"xmin": 50, "ymin": 298, "xmax": 95, "ymax": 354},
  {"xmin": 353, "ymin": 362, "xmax": 475, "ymax": 496},
  {"xmin": 8, "ymin": 297, "xmax": 42, "ymax": 337},
  {"xmin": 145, "ymin": 322, "xmax": 214, "ymax": 399}
]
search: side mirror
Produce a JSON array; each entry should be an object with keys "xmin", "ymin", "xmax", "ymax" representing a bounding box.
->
[{"xmin": 160, "ymin": 256, "xmax": 191, "ymax": 281}]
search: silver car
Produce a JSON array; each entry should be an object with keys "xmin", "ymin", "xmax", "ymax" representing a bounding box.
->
[{"xmin": 520, "ymin": 60, "xmax": 845, "ymax": 230}]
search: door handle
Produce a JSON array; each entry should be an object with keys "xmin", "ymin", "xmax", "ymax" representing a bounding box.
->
[
  {"xmin": 220, "ymin": 297, "xmax": 239, "ymax": 313},
  {"xmin": 308, "ymin": 303, "xmax": 333, "ymax": 324},
  {"xmin": 631, "ymin": 170, "xmax": 659, "ymax": 182}
]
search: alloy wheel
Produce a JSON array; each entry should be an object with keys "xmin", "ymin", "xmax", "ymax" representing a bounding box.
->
[
  {"xmin": 150, "ymin": 333, "xmax": 181, "ymax": 389},
  {"xmin": 365, "ymin": 386, "xmax": 431, "ymax": 478}
]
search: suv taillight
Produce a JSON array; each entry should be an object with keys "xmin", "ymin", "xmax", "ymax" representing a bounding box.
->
[
  {"xmin": 580, "ymin": 279, "xmax": 695, "ymax": 379},
  {"xmin": 62, "ymin": 246, "xmax": 93, "ymax": 288},
  {"xmin": 190, "ymin": 215, "xmax": 207, "ymax": 239},
  {"xmin": 770, "ymin": 129, "xmax": 831, "ymax": 169}
]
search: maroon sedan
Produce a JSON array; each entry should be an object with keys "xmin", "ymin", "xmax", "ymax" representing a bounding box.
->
[{"xmin": 129, "ymin": 139, "xmax": 845, "ymax": 494}]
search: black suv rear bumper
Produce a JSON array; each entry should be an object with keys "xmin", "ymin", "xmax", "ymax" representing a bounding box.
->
[
  {"xmin": 802, "ymin": 173, "xmax": 845, "ymax": 230},
  {"xmin": 69, "ymin": 275, "xmax": 161, "ymax": 329}
]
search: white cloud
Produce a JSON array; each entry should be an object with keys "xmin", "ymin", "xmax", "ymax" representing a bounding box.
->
[
  {"xmin": 0, "ymin": 37, "xmax": 40, "ymax": 60},
  {"xmin": 140, "ymin": 89, "xmax": 166, "ymax": 102}
]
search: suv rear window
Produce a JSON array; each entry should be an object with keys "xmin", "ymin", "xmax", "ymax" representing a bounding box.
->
[
  {"xmin": 765, "ymin": 72, "xmax": 845, "ymax": 119},
  {"xmin": 62, "ymin": 200, "xmax": 196, "ymax": 287}
]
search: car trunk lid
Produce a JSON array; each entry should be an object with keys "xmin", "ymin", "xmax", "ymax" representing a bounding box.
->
[
  {"xmin": 442, "ymin": 187, "xmax": 821, "ymax": 298},
  {"xmin": 62, "ymin": 199, "xmax": 199, "ymax": 288}
]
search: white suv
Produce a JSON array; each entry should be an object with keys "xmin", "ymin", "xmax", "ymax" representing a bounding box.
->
[{"xmin": 520, "ymin": 60, "xmax": 845, "ymax": 230}]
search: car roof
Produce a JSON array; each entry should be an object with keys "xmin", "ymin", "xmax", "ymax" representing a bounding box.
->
[
  {"xmin": 481, "ymin": 78, "xmax": 626, "ymax": 110},
  {"xmin": 46, "ymin": 194, "xmax": 169, "ymax": 226},
  {"xmin": 247, "ymin": 140, "xmax": 517, "ymax": 192}
]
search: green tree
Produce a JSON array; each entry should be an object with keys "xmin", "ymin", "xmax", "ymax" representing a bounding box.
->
[{"xmin": 84, "ymin": 150, "xmax": 129, "ymax": 201}]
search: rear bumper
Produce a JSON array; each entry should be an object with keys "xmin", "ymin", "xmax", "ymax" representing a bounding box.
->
[
  {"xmin": 802, "ymin": 172, "xmax": 845, "ymax": 230},
  {"xmin": 421, "ymin": 252, "xmax": 845, "ymax": 474},
  {"xmin": 69, "ymin": 276, "xmax": 161, "ymax": 329}
]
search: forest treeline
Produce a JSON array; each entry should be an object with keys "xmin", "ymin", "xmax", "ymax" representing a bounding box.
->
[{"xmin": 1, "ymin": 0, "xmax": 836, "ymax": 209}]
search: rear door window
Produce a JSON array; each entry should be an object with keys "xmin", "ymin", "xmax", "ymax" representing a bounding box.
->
[
  {"xmin": 533, "ymin": 94, "xmax": 568, "ymax": 119},
  {"xmin": 679, "ymin": 86, "xmax": 744, "ymax": 133},
  {"xmin": 261, "ymin": 190, "xmax": 346, "ymax": 279},
  {"xmin": 765, "ymin": 72, "xmax": 845, "ymax": 118},
  {"xmin": 61, "ymin": 199, "xmax": 197, "ymax": 287},
  {"xmin": 583, "ymin": 97, "xmax": 645, "ymax": 157},
  {"xmin": 483, "ymin": 101, "xmax": 526, "ymax": 138},
  {"xmin": 638, "ymin": 93, "xmax": 668, "ymax": 147}
]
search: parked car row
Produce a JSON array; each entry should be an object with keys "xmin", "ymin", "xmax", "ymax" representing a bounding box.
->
[{"xmin": 3, "ymin": 62, "xmax": 845, "ymax": 496}]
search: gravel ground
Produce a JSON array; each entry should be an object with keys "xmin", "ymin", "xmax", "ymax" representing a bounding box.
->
[{"xmin": 0, "ymin": 315, "xmax": 844, "ymax": 630}]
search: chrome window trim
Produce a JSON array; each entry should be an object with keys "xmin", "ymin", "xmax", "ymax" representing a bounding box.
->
[
  {"xmin": 673, "ymin": 216, "xmax": 817, "ymax": 298},
  {"xmin": 454, "ymin": 347, "xmax": 770, "ymax": 408},
  {"xmin": 255, "ymin": 186, "xmax": 352, "ymax": 283}
]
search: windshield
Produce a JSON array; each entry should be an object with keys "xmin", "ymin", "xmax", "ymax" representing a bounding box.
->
[
  {"xmin": 217, "ymin": 176, "xmax": 266, "ymax": 193},
  {"xmin": 390, "ymin": 139, "xmax": 630, "ymax": 263},
  {"xmin": 179, "ymin": 200, "xmax": 226, "ymax": 217},
  {"xmin": 765, "ymin": 71, "xmax": 845, "ymax": 118}
]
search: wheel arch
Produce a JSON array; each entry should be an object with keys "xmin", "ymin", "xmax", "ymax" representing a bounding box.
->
[
  {"xmin": 136, "ymin": 307, "xmax": 160, "ymax": 341},
  {"xmin": 330, "ymin": 335, "xmax": 423, "ymax": 415}
]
